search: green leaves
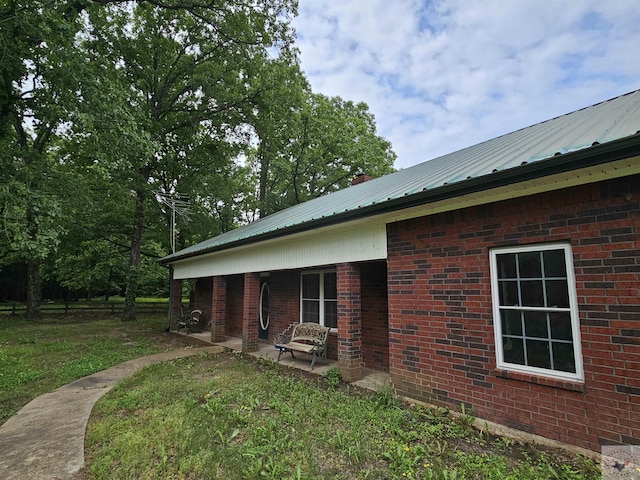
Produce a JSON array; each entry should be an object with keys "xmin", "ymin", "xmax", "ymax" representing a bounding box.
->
[
  {"xmin": 1, "ymin": 0, "xmax": 397, "ymax": 314},
  {"xmin": 250, "ymin": 83, "xmax": 397, "ymax": 216}
]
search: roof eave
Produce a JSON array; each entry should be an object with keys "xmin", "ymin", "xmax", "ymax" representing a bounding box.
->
[{"xmin": 161, "ymin": 133, "xmax": 640, "ymax": 265}]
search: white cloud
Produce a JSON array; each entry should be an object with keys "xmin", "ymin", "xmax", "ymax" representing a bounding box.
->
[{"xmin": 292, "ymin": 0, "xmax": 640, "ymax": 168}]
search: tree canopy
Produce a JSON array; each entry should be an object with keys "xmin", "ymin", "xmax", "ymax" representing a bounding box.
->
[{"xmin": 0, "ymin": 0, "xmax": 397, "ymax": 318}]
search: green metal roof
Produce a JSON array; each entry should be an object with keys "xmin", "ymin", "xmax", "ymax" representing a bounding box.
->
[{"xmin": 163, "ymin": 89, "xmax": 640, "ymax": 264}]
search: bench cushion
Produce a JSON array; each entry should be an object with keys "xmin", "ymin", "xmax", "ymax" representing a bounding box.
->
[{"xmin": 280, "ymin": 341, "xmax": 317, "ymax": 353}]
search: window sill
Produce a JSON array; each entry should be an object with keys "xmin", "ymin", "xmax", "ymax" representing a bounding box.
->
[{"xmin": 494, "ymin": 369, "xmax": 585, "ymax": 392}]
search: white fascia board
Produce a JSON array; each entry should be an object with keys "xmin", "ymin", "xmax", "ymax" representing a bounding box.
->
[
  {"xmin": 172, "ymin": 222, "xmax": 387, "ymax": 279},
  {"xmin": 376, "ymin": 157, "xmax": 640, "ymax": 225}
]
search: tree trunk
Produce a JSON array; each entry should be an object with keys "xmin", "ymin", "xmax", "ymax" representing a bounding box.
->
[
  {"xmin": 26, "ymin": 260, "xmax": 42, "ymax": 319},
  {"xmin": 25, "ymin": 199, "xmax": 42, "ymax": 319},
  {"xmin": 258, "ymin": 142, "xmax": 269, "ymax": 217},
  {"xmin": 123, "ymin": 188, "xmax": 145, "ymax": 321}
]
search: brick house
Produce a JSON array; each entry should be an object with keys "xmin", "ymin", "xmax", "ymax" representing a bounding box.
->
[{"xmin": 161, "ymin": 90, "xmax": 640, "ymax": 452}]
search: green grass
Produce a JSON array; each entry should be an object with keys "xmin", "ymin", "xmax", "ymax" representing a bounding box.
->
[
  {"xmin": 1, "ymin": 318, "xmax": 600, "ymax": 479},
  {"xmin": 0, "ymin": 315, "xmax": 197, "ymax": 424},
  {"xmin": 83, "ymin": 353, "xmax": 600, "ymax": 480}
]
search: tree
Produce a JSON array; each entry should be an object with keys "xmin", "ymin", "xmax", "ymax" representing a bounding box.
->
[
  {"xmin": 48, "ymin": 166, "xmax": 132, "ymax": 301},
  {"xmin": 0, "ymin": 1, "xmax": 87, "ymax": 317},
  {"xmin": 73, "ymin": 0, "xmax": 298, "ymax": 320},
  {"xmin": 245, "ymin": 57, "xmax": 308, "ymax": 216},
  {"xmin": 249, "ymin": 90, "xmax": 396, "ymax": 216},
  {"xmin": 292, "ymin": 94, "xmax": 396, "ymax": 202},
  {"xmin": 1, "ymin": 0, "xmax": 397, "ymax": 315}
]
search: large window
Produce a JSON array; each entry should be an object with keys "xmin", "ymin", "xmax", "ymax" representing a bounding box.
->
[
  {"xmin": 301, "ymin": 270, "xmax": 337, "ymax": 328},
  {"xmin": 490, "ymin": 244, "xmax": 583, "ymax": 381}
]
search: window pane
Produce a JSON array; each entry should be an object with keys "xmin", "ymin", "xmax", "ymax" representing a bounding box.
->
[
  {"xmin": 549, "ymin": 312, "xmax": 573, "ymax": 341},
  {"xmin": 498, "ymin": 280, "xmax": 519, "ymax": 305},
  {"xmin": 546, "ymin": 279, "xmax": 569, "ymax": 308},
  {"xmin": 520, "ymin": 280, "xmax": 544, "ymax": 306},
  {"xmin": 552, "ymin": 342, "xmax": 576, "ymax": 373},
  {"xmin": 497, "ymin": 253, "xmax": 517, "ymax": 279},
  {"xmin": 302, "ymin": 300, "xmax": 319, "ymax": 323},
  {"xmin": 523, "ymin": 311, "xmax": 548, "ymax": 339},
  {"xmin": 324, "ymin": 301, "xmax": 337, "ymax": 328},
  {"xmin": 493, "ymin": 245, "xmax": 580, "ymax": 378},
  {"xmin": 543, "ymin": 249, "xmax": 566, "ymax": 277},
  {"xmin": 526, "ymin": 340, "xmax": 551, "ymax": 369},
  {"xmin": 302, "ymin": 274, "xmax": 320, "ymax": 299},
  {"xmin": 518, "ymin": 252, "xmax": 542, "ymax": 278},
  {"xmin": 324, "ymin": 272, "xmax": 337, "ymax": 300},
  {"xmin": 500, "ymin": 310, "xmax": 522, "ymax": 336},
  {"xmin": 503, "ymin": 337, "xmax": 524, "ymax": 365}
]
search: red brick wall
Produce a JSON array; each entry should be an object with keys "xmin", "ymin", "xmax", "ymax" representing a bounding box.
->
[
  {"xmin": 193, "ymin": 277, "xmax": 213, "ymax": 328},
  {"xmin": 243, "ymin": 273, "xmax": 260, "ymax": 352},
  {"xmin": 268, "ymin": 270, "xmax": 339, "ymax": 360},
  {"xmin": 268, "ymin": 271, "xmax": 300, "ymax": 340},
  {"xmin": 225, "ymin": 274, "xmax": 244, "ymax": 337},
  {"xmin": 337, "ymin": 262, "xmax": 363, "ymax": 380},
  {"xmin": 387, "ymin": 175, "xmax": 640, "ymax": 451},
  {"xmin": 211, "ymin": 276, "xmax": 226, "ymax": 342},
  {"xmin": 361, "ymin": 262, "xmax": 389, "ymax": 371}
]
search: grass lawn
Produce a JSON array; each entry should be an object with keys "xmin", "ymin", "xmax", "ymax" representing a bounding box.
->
[
  {"xmin": 1, "ymin": 317, "xmax": 600, "ymax": 479},
  {"xmin": 0, "ymin": 315, "xmax": 201, "ymax": 425}
]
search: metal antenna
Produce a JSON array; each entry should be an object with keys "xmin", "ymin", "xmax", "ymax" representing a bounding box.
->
[{"xmin": 157, "ymin": 192, "xmax": 191, "ymax": 253}]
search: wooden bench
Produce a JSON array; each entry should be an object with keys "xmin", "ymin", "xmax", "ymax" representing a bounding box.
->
[{"xmin": 274, "ymin": 322, "xmax": 330, "ymax": 370}]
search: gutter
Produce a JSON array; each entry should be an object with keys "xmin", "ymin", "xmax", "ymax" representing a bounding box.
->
[{"xmin": 161, "ymin": 133, "xmax": 640, "ymax": 265}]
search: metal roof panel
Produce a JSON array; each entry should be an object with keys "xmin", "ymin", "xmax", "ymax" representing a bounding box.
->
[{"xmin": 163, "ymin": 90, "xmax": 640, "ymax": 262}]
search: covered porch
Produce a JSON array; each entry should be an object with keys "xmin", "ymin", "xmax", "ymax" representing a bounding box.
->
[{"xmin": 169, "ymin": 260, "xmax": 390, "ymax": 382}]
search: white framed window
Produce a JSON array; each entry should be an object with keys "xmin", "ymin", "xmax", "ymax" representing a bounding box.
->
[
  {"xmin": 301, "ymin": 270, "xmax": 337, "ymax": 329},
  {"xmin": 489, "ymin": 243, "xmax": 583, "ymax": 381}
]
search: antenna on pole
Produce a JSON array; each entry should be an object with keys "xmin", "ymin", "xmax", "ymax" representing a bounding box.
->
[{"xmin": 156, "ymin": 192, "xmax": 190, "ymax": 253}]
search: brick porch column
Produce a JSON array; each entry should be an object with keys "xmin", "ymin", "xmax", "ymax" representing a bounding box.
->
[
  {"xmin": 170, "ymin": 277, "xmax": 183, "ymax": 330},
  {"xmin": 193, "ymin": 278, "xmax": 213, "ymax": 325},
  {"xmin": 211, "ymin": 276, "xmax": 227, "ymax": 342},
  {"xmin": 337, "ymin": 262, "xmax": 363, "ymax": 381},
  {"xmin": 242, "ymin": 272, "xmax": 260, "ymax": 352}
]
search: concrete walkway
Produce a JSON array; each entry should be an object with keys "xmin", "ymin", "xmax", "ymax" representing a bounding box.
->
[
  {"xmin": 0, "ymin": 346, "xmax": 224, "ymax": 480},
  {"xmin": 0, "ymin": 333, "xmax": 392, "ymax": 480},
  {"xmin": 0, "ymin": 339, "xmax": 391, "ymax": 480}
]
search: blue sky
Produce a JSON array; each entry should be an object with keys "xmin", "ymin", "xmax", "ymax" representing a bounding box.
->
[{"xmin": 292, "ymin": 0, "xmax": 640, "ymax": 168}]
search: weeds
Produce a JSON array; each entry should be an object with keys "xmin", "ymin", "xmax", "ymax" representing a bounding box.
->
[
  {"xmin": 83, "ymin": 352, "xmax": 600, "ymax": 479},
  {"xmin": 323, "ymin": 366, "xmax": 342, "ymax": 389},
  {"xmin": 382, "ymin": 442, "xmax": 428, "ymax": 477},
  {"xmin": 458, "ymin": 403, "xmax": 475, "ymax": 431},
  {"xmin": 373, "ymin": 383, "xmax": 401, "ymax": 408},
  {"xmin": 2, "ymin": 317, "xmax": 600, "ymax": 479}
]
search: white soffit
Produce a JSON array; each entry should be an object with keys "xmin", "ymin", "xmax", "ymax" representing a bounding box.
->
[{"xmin": 172, "ymin": 222, "xmax": 387, "ymax": 279}]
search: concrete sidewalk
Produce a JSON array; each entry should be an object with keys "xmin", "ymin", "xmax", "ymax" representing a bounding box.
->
[{"xmin": 0, "ymin": 346, "xmax": 224, "ymax": 480}]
